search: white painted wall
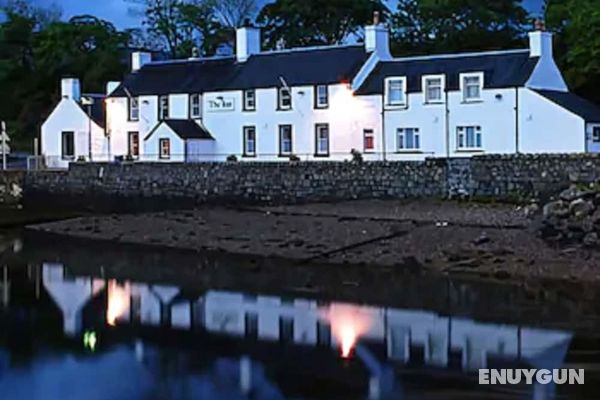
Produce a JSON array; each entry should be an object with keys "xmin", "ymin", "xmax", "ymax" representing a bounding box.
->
[
  {"xmin": 41, "ymin": 99, "xmax": 108, "ymax": 169},
  {"xmin": 519, "ymin": 89, "xmax": 586, "ymax": 153},
  {"xmin": 186, "ymin": 139, "xmax": 216, "ymax": 162}
]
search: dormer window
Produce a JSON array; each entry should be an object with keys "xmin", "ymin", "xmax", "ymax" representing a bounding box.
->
[
  {"xmin": 423, "ymin": 75, "xmax": 444, "ymax": 104},
  {"xmin": 189, "ymin": 94, "xmax": 201, "ymax": 119},
  {"xmin": 461, "ymin": 73, "xmax": 483, "ymax": 102},
  {"xmin": 128, "ymin": 97, "xmax": 139, "ymax": 121},
  {"xmin": 244, "ymin": 90, "xmax": 256, "ymax": 111},
  {"xmin": 385, "ymin": 77, "xmax": 406, "ymax": 106},
  {"xmin": 278, "ymin": 87, "xmax": 292, "ymax": 110},
  {"xmin": 315, "ymin": 85, "xmax": 329, "ymax": 109}
]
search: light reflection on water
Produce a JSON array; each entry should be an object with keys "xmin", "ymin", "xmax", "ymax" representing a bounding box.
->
[{"xmin": 0, "ymin": 239, "xmax": 598, "ymax": 399}]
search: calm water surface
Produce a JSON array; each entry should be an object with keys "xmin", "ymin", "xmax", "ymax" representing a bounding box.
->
[{"xmin": 0, "ymin": 230, "xmax": 599, "ymax": 399}]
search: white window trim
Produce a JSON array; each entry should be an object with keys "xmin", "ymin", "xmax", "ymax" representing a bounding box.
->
[
  {"xmin": 278, "ymin": 87, "xmax": 292, "ymax": 110},
  {"xmin": 158, "ymin": 95, "xmax": 169, "ymax": 120},
  {"xmin": 460, "ymin": 72, "xmax": 484, "ymax": 103},
  {"xmin": 128, "ymin": 97, "xmax": 140, "ymax": 121},
  {"xmin": 591, "ymin": 126, "xmax": 600, "ymax": 143},
  {"xmin": 315, "ymin": 85, "xmax": 329, "ymax": 109},
  {"xmin": 279, "ymin": 125, "xmax": 293, "ymax": 156},
  {"xmin": 189, "ymin": 94, "xmax": 202, "ymax": 119},
  {"xmin": 396, "ymin": 127, "xmax": 421, "ymax": 152},
  {"xmin": 315, "ymin": 123, "xmax": 329, "ymax": 156},
  {"xmin": 159, "ymin": 138, "xmax": 170, "ymax": 159},
  {"xmin": 243, "ymin": 126, "xmax": 256, "ymax": 157},
  {"xmin": 456, "ymin": 126, "xmax": 484, "ymax": 151},
  {"xmin": 363, "ymin": 129, "xmax": 375, "ymax": 153},
  {"xmin": 422, "ymin": 75, "xmax": 445, "ymax": 104},
  {"xmin": 243, "ymin": 90, "xmax": 256, "ymax": 111},
  {"xmin": 384, "ymin": 77, "xmax": 407, "ymax": 107}
]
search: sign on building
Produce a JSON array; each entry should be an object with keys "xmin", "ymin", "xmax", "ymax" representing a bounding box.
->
[{"xmin": 206, "ymin": 96, "xmax": 235, "ymax": 112}]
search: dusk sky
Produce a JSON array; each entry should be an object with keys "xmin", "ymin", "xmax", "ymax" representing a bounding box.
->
[{"xmin": 32, "ymin": 0, "xmax": 546, "ymax": 29}]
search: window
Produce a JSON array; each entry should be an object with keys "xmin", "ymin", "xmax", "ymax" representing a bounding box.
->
[
  {"xmin": 457, "ymin": 126, "xmax": 483, "ymax": 150},
  {"xmin": 423, "ymin": 75, "xmax": 444, "ymax": 103},
  {"xmin": 315, "ymin": 124, "xmax": 329, "ymax": 156},
  {"xmin": 593, "ymin": 127, "xmax": 600, "ymax": 142},
  {"xmin": 279, "ymin": 317, "xmax": 294, "ymax": 342},
  {"xmin": 363, "ymin": 129, "xmax": 375, "ymax": 152},
  {"xmin": 278, "ymin": 125, "xmax": 293, "ymax": 156},
  {"xmin": 397, "ymin": 128, "xmax": 421, "ymax": 151},
  {"xmin": 159, "ymin": 138, "xmax": 170, "ymax": 159},
  {"xmin": 461, "ymin": 73, "xmax": 483, "ymax": 102},
  {"xmin": 385, "ymin": 77, "xmax": 406, "ymax": 106},
  {"xmin": 128, "ymin": 97, "xmax": 139, "ymax": 121},
  {"xmin": 315, "ymin": 85, "xmax": 329, "ymax": 109},
  {"xmin": 243, "ymin": 90, "xmax": 256, "ymax": 111},
  {"xmin": 158, "ymin": 95, "xmax": 169, "ymax": 120},
  {"xmin": 128, "ymin": 131, "xmax": 139, "ymax": 158},
  {"xmin": 278, "ymin": 87, "xmax": 292, "ymax": 110},
  {"xmin": 189, "ymin": 94, "xmax": 201, "ymax": 119},
  {"xmin": 61, "ymin": 131, "xmax": 75, "ymax": 160},
  {"xmin": 244, "ymin": 313, "xmax": 258, "ymax": 339},
  {"xmin": 243, "ymin": 126, "xmax": 256, "ymax": 157}
]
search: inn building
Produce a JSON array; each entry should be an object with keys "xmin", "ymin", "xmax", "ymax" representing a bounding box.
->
[{"xmin": 41, "ymin": 20, "xmax": 600, "ymax": 168}]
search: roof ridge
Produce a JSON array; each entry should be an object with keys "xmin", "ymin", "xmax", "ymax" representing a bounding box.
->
[
  {"xmin": 252, "ymin": 43, "xmax": 364, "ymax": 57},
  {"xmin": 389, "ymin": 48, "xmax": 530, "ymax": 63}
]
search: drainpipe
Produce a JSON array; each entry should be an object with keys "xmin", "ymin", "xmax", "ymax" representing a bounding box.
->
[
  {"xmin": 381, "ymin": 95, "xmax": 386, "ymax": 161},
  {"xmin": 514, "ymin": 87, "xmax": 520, "ymax": 153},
  {"xmin": 445, "ymin": 90, "xmax": 450, "ymax": 158}
]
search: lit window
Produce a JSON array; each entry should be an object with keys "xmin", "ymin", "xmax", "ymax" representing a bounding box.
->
[
  {"xmin": 363, "ymin": 129, "xmax": 375, "ymax": 152},
  {"xmin": 243, "ymin": 126, "xmax": 256, "ymax": 157},
  {"xmin": 423, "ymin": 76, "xmax": 444, "ymax": 103},
  {"xmin": 243, "ymin": 90, "xmax": 256, "ymax": 111},
  {"xmin": 158, "ymin": 95, "xmax": 169, "ymax": 120},
  {"xmin": 315, "ymin": 124, "xmax": 329, "ymax": 156},
  {"xmin": 315, "ymin": 85, "xmax": 328, "ymax": 109},
  {"xmin": 278, "ymin": 87, "xmax": 292, "ymax": 110},
  {"xmin": 593, "ymin": 127, "xmax": 600, "ymax": 142},
  {"xmin": 189, "ymin": 94, "xmax": 201, "ymax": 118},
  {"xmin": 128, "ymin": 131, "xmax": 139, "ymax": 158},
  {"xmin": 128, "ymin": 97, "xmax": 139, "ymax": 121},
  {"xmin": 159, "ymin": 138, "xmax": 170, "ymax": 159},
  {"xmin": 397, "ymin": 128, "xmax": 420, "ymax": 150},
  {"xmin": 461, "ymin": 73, "xmax": 482, "ymax": 102},
  {"xmin": 457, "ymin": 126, "xmax": 483, "ymax": 150},
  {"xmin": 61, "ymin": 131, "xmax": 75, "ymax": 160},
  {"xmin": 385, "ymin": 77, "xmax": 406, "ymax": 106},
  {"xmin": 279, "ymin": 125, "xmax": 293, "ymax": 155}
]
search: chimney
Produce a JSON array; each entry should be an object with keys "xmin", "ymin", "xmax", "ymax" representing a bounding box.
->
[
  {"xmin": 529, "ymin": 20, "xmax": 553, "ymax": 58},
  {"xmin": 131, "ymin": 51, "xmax": 152, "ymax": 72},
  {"xmin": 365, "ymin": 11, "xmax": 390, "ymax": 58},
  {"xmin": 236, "ymin": 21, "xmax": 260, "ymax": 63},
  {"xmin": 61, "ymin": 78, "xmax": 81, "ymax": 102}
]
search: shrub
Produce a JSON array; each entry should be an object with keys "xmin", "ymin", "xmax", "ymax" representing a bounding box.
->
[
  {"xmin": 226, "ymin": 154, "xmax": 238, "ymax": 162},
  {"xmin": 289, "ymin": 154, "xmax": 301, "ymax": 162},
  {"xmin": 350, "ymin": 148, "xmax": 363, "ymax": 163}
]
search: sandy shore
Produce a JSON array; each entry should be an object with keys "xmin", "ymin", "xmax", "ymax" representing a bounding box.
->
[{"xmin": 27, "ymin": 199, "xmax": 600, "ymax": 284}]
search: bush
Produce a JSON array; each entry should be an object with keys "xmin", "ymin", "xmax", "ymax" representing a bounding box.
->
[
  {"xmin": 350, "ymin": 148, "xmax": 363, "ymax": 163},
  {"xmin": 125, "ymin": 154, "xmax": 135, "ymax": 162},
  {"xmin": 226, "ymin": 154, "xmax": 238, "ymax": 162},
  {"xmin": 76, "ymin": 156, "xmax": 86, "ymax": 162},
  {"xmin": 289, "ymin": 154, "xmax": 301, "ymax": 162}
]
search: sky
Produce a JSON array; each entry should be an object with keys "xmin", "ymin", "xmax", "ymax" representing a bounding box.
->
[{"xmin": 32, "ymin": 0, "xmax": 546, "ymax": 30}]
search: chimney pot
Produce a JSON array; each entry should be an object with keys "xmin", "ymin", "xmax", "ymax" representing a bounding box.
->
[
  {"xmin": 373, "ymin": 11, "xmax": 380, "ymax": 25},
  {"xmin": 236, "ymin": 26, "xmax": 261, "ymax": 62},
  {"xmin": 131, "ymin": 51, "xmax": 152, "ymax": 72},
  {"xmin": 61, "ymin": 78, "xmax": 81, "ymax": 102}
]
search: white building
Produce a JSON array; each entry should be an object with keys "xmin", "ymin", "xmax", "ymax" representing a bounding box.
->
[{"xmin": 41, "ymin": 22, "xmax": 600, "ymax": 166}]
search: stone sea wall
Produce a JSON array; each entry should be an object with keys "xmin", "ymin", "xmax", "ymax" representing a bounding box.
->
[{"xmin": 18, "ymin": 154, "xmax": 600, "ymax": 210}]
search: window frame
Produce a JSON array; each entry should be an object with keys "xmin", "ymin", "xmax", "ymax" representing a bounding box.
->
[
  {"xmin": 396, "ymin": 127, "xmax": 421, "ymax": 152},
  {"xmin": 189, "ymin": 94, "xmax": 201, "ymax": 119},
  {"xmin": 159, "ymin": 138, "xmax": 171, "ymax": 160},
  {"xmin": 314, "ymin": 85, "xmax": 329, "ymax": 109},
  {"xmin": 243, "ymin": 126, "xmax": 257, "ymax": 157},
  {"xmin": 158, "ymin": 95, "xmax": 169, "ymax": 120},
  {"xmin": 384, "ymin": 77, "xmax": 407, "ymax": 107},
  {"xmin": 422, "ymin": 75, "xmax": 445, "ymax": 104},
  {"xmin": 456, "ymin": 126, "xmax": 483, "ymax": 151},
  {"xmin": 278, "ymin": 124, "xmax": 293, "ymax": 156},
  {"xmin": 128, "ymin": 97, "xmax": 140, "ymax": 121},
  {"xmin": 314, "ymin": 123, "xmax": 330, "ymax": 157},
  {"xmin": 363, "ymin": 129, "xmax": 375, "ymax": 153},
  {"xmin": 127, "ymin": 131, "xmax": 140, "ymax": 158},
  {"xmin": 278, "ymin": 87, "xmax": 292, "ymax": 111},
  {"xmin": 460, "ymin": 72, "xmax": 484, "ymax": 103},
  {"xmin": 61, "ymin": 131, "xmax": 75, "ymax": 161},
  {"xmin": 243, "ymin": 89, "xmax": 256, "ymax": 112},
  {"xmin": 592, "ymin": 127, "xmax": 600, "ymax": 143}
]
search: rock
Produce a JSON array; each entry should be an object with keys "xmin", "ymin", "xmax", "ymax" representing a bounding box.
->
[
  {"xmin": 559, "ymin": 186, "xmax": 594, "ymax": 202},
  {"xmin": 473, "ymin": 234, "xmax": 491, "ymax": 246},
  {"xmin": 583, "ymin": 232, "xmax": 599, "ymax": 247},
  {"xmin": 543, "ymin": 200, "xmax": 569, "ymax": 219},
  {"xmin": 569, "ymin": 198, "xmax": 595, "ymax": 219},
  {"xmin": 494, "ymin": 270, "xmax": 511, "ymax": 280}
]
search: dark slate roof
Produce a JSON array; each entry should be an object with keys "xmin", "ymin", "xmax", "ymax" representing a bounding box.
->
[
  {"xmin": 535, "ymin": 90, "xmax": 600, "ymax": 122},
  {"xmin": 79, "ymin": 93, "xmax": 106, "ymax": 128},
  {"xmin": 356, "ymin": 50, "xmax": 539, "ymax": 95},
  {"xmin": 145, "ymin": 119, "xmax": 214, "ymax": 141},
  {"xmin": 110, "ymin": 45, "xmax": 370, "ymax": 97}
]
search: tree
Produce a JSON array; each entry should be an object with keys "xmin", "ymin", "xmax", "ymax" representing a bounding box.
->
[
  {"xmin": 207, "ymin": 0, "xmax": 258, "ymax": 28},
  {"xmin": 545, "ymin": 0, "xmax": 600, "ymax": 102},
  {"xmin": 392, "ymin": 0, "xmax": 531, "ymax": 55},
  {"xmin": 257, "ymin": 0, "xmax": 387, "ymax": 49}
]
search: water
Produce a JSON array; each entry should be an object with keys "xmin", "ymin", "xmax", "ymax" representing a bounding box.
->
[{"xmin": 0, "ymin": 230, "xmax": 599, "ymax": 399}]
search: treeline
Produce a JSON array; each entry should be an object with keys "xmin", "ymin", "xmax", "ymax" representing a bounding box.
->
[{"xmin": 0, "ymin": 0, "xmax": 598, "ymax": 150}]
